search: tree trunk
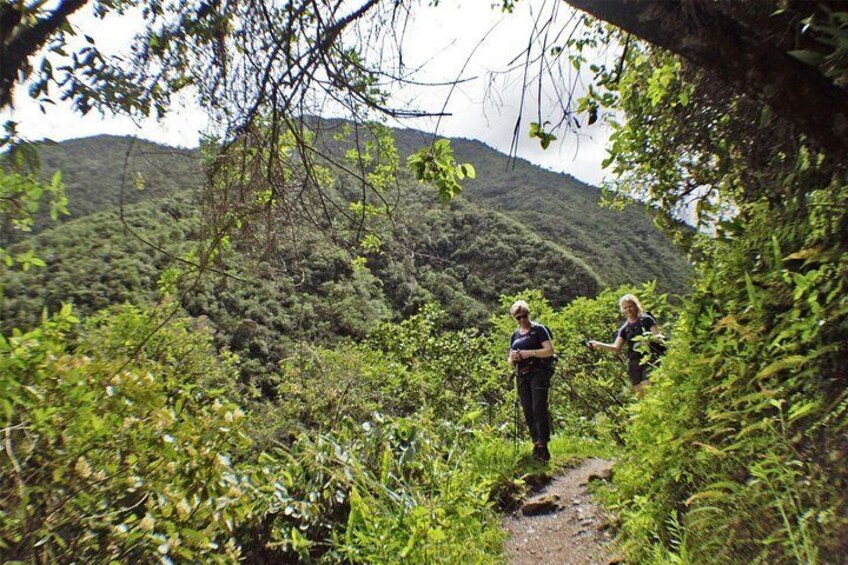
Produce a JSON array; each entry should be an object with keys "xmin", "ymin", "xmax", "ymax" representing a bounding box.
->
[{"xmin": 564, "ymin": 0, "xmax": 848, "ymax": 159}]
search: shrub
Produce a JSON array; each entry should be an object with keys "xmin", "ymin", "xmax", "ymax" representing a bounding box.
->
[
  {"xmin": 0, "ymin": 303, "xmax": 256, "ymax": 563},
  {"xmin": 609, "ymin": 177, "xmax": 848, "ymax": 563}
]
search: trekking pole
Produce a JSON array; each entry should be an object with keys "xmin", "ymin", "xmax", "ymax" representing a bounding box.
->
[
  {"xmin": 548, "ymin": 378, "xmax": 554, "ymax": 440},
  {"xmin": 513, "ymin": 372, "xmax": 519, "ymax": 454}
]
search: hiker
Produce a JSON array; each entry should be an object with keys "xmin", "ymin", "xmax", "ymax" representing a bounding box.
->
[
  {"xmin": 588, "ymin": 293, "xmax": 662, "ymax": 397},
  {"xmin": 508, "ymin": 300, "xmax": 555, "ymax": 462}
]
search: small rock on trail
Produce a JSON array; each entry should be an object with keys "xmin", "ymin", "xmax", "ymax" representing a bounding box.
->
[
  {"xmin": 503, "ymin": 458, "xmax": 617, "ymax": 565},
  {"xmin": 521, "ymin": 494, "xmax": 562, "ymax": 516}
]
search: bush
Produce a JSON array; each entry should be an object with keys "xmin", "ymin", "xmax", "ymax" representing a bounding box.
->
[
  {"xmin": 0, "ymin": 302, "xmax": 530, "ymax": 564},
  {"xmin": 608, "ymin": 176, "xmax": 848, "ymax": 563},
  {"xmin": 0, "ymin": 303, "xmax": 257, "ymax": 563}
]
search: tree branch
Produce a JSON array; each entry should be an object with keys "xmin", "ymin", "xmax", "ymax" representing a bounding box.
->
[{"xmin": 1, "ymin": 0, "xmax": 89, "ymax": 107}]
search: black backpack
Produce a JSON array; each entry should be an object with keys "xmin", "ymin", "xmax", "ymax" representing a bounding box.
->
[
  {"xmin": 539, "ymin": 354, "xmax": 558, "ymax": 376},
  {"xmin": 641, "ymin": 312, "xmax": 667, "ymax": 359}
]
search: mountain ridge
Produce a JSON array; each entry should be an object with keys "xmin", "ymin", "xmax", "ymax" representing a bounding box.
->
[{"xmin": 31, "ymin": 129, "xmax": 690, "ymax": 294}]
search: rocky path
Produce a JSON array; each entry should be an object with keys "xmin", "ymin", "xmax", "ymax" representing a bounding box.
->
[{"xmin": 503, "ymin": 458, "xmax": 618, "ymax": 565}]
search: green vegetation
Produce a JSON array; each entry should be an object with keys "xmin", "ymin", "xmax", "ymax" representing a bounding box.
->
[
  {"xmin": 1, "ymin": 304, "xmax": 252, "ymax": 563},
  {"xmin": 392, "ymin": 130, "xmax": 692, "ymax": 294},
  {"xmin": 35, "ymin": 136, "xmax": 202, "ymax": 227},
  {"xmin": 7, "ymin": 1, "xmax": 847, "ymax": 563},
  {"xmin": 0, "ymin": 133, "xmax": 665, "ymax": 561},
  {"xmin": 570, "ymin": 11, "xmax": 848, "ymax": 564},
  {"xmin": 0, "ymin": 144, "xmax": 68, "ymax": 266},
  {"xmin": 1, "ymin": 129, "xmax": 685, "ymax": 393},
  {"xmin": 1, "ymin": 292, "xmax": 631, "ymax": 563},
  {"xmin": 19, "ymin": 131, "xmax": 691, "ymax": 293},
  {"xmin": 0, "ymin": 180, "xmax": 607, "ymax": 390},
  {"xmin": 606, "ymin": 175, "xmax": 848, "ymax": 563}
]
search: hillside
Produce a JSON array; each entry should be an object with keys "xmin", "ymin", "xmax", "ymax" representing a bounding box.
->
[
  {"xmin": 1, "ymin": 128, "xmax": 692, "ymax": 393},
  {"xmin": 0, "ymin": 188, "xmax": 604, "ymax": 389},
  {"xmin": 32, "ymin": 131, "xmax": 691, "ymax": 293},
  {"xmin": 0, "ymin": 128, "xmax": 681, "ymax": 392},
  {"xmin": 391, "ymin": 128, "xmax": 690, "ymax": 293},
  {"xmin": 1, "ymin": 130, "xmax": 692, "ymax": 386},
  {"xmin": 35, "ymin": 135, "xmax": 204, "ymax": 225}
]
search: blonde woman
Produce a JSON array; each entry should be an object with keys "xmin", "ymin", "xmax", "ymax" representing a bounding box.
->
[
  {"xmin": 588, "ymin": 294, "xmax": 661, "ymax": 396},
  {"xmin": 508, "ymin": 300, "xmax": 555, "ymax": 461}
]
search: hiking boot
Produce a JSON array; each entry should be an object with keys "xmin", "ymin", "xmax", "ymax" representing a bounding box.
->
[{"xmin": 533, "ymin": 443, "xmax": 550, "ymax": 462}]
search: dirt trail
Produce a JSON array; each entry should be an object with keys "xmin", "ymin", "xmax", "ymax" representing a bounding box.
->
[{"xmin": 503, "ymin": 458, "xmax": 617, "ymax": 565}]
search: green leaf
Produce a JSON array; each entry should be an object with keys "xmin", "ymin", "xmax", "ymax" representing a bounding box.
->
[
  {"xmin": 678, "ymin": 88, "xmax": 690, "ymax": 106},
  {"xmin": 757, "ymin": 355, "xmax": 808, "ymax": 379},
  {"xmin": 785, "ymin": 246, "xmax": 822, "ymax": 262},
  {"xmin": 788, "ymin": 400, "xmax": 820, "ymax": 422},
  {"xmin": 685, "ymin": 490, "xmax": 731, "ymax": 506},
  {"xmin": 787, "ymin": 49, "xmax": 825, "ymax": 67}
]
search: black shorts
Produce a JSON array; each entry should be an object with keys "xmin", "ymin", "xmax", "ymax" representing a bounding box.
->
[{"xmin": 627, "ymin": 359, "xmax": 650, "ymax": 387}]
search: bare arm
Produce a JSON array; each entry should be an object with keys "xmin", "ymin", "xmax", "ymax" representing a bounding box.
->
[
  {"xmin": 589, "ymin": 335, "xmax": 624, "ymax": 354},
  {"xmin": 519, "ymin": 339, "xmax": 554, "ymax": 360}
]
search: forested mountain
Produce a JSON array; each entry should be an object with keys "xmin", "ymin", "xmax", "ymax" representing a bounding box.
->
[
  {"xmin": 1, "ymin": 170, "xmax": 606, "ymax": 390},
  {"xmin": 36, "ymin": 136, "xmax": 203, "ymax": 225},
  {"xmin": 391, "ymin": 129, "xmax": 690, "ymax": 293},
  {"xmin": 32, "ymin": 131, "xmax": 691, "ymax": 292}
]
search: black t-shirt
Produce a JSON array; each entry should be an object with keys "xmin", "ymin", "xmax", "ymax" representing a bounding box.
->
[
  {"xmin": 510, "ymin": 323, "xmax": 553, "ymax": 371},
  {"xmin": 617, "ymin": 313, "xmax": 658, "ymax": 363}
]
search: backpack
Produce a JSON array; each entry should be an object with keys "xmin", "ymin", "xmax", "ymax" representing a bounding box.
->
[
  {"xmin": 641, "ymin": 312, "xmax": 667, "ymax": 360},
  {"xmin": 540, "ymin": 354, "xmax": 558, "ymax": 376}
]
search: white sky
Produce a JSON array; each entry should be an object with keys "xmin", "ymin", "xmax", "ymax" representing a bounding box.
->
[{"xmin": 2, "ymin": 1, "xmax": 611, "ymax": 185}]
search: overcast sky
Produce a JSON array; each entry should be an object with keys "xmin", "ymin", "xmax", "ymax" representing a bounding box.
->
[{"xmin": 2, "ymin": 1, "xmax": 611, "ymax": 186}]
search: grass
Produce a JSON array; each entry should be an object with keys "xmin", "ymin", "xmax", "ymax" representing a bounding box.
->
[{"xmin": 469, "ymin": 430, "xmax": 620, "ymax": 513}]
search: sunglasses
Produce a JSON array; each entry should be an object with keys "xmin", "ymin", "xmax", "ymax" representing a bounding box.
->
[{"xmin": 514, "ymin": 313, "xmax": 528, "ymax": 321}]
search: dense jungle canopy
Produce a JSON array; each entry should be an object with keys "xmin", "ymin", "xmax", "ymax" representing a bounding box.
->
[{"xmin": 2, "ymin": 1, "xmax": 848, "ymax": 563}]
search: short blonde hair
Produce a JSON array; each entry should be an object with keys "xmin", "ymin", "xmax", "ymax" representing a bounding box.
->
[
  {"xmin": 619, "ymin": 294, "xmax": 644, "ymax": 315},
  {"xmin": 509, "ymin": 300, "xmax": 530, "ymax": 317}
]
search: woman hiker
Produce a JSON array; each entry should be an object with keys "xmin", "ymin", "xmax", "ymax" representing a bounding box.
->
[
  {"xmin": 588, "ymin": 293, "xmax": 663, "ymax": 398},
  {"xmin": 508, "ymin": 300, "xmax": 555, "ymax": 462}
]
